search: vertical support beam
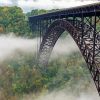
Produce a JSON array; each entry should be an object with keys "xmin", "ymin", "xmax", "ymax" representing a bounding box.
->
[
  {"xmin": 43, "ymin": 20, "xmax": 45, "ymax": 37},
  {"xmin": 39, "ymin": 20, "xmax": 42, "ymax": 44},
  {"xmin": 81, "ymin": 12, "xmax": 84, "ymax": 49},
  {"xmin": 90, "ymin": 16, "xmax": 92, "ymax": 26},
  {"xmin": 92, "ymin": 12, "xmax": 96, "ymax": 64},
  {"xmin": 46, "ymin": 19, "xmax": 49, "ymax": 30},
  {"xmin": 72, "ymin": 11, "xmax": 75, "ymax": 26},
  {"xmin": 49, "ymin": 18, "xmax": 52, "ymax": 25},
  {"xmin": 59, "ymin": 14, "xmax": 61, "ymax": 20},
  {"xmin": 36, "ymin": 20, "xmax": 39, "ymax": 61}
]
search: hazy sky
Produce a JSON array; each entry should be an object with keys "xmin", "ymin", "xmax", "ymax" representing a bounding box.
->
[{"xmin": 0, "ymin": 0, "xmax": 99, "ymax": 12}]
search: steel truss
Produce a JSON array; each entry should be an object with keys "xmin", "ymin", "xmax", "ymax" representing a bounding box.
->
[{"xmin": 29, "ymin": 3, "xmax": 100, "ymax": 95}]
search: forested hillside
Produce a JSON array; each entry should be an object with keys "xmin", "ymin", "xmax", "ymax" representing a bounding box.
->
[
  {"xmin": 0, "ymin": 51, "xmax": 92, "ymax": 100},
  {"xmin": 0, "ymin": 6, "xmax": 55, "ymax": 37}
]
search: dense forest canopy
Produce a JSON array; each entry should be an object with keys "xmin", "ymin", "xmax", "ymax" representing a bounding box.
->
[{"xmin": 0, "ymin": 6, "xmax": 58, "ymax": 37}]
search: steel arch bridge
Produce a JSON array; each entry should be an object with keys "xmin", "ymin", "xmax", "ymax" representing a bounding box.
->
[{"xmin": 29, "ymin": 3, "xmax": 100, "ymax": 95}]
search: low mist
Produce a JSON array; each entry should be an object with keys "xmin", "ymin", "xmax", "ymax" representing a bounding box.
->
[
  {"xmin": 0, "ymin": 34, "xmax": 79, "ymax": 62},
  {"xmin": 0, "ymin": 34, "xmax": 36, "ymax": 62},
  {"xmin": 22, "ymin": 87, "xmax": 100, "ymax": 100},
  {"xmin": 51, "ymin": 34, "xmax": 79, "ymax": 59},
  {"xmin": 0, "ymin": 33, "xmax": 99, "ymax": 100},
  {"xmin": 35, "ymin": 91, "xmax": 100, "ymax": 100}
]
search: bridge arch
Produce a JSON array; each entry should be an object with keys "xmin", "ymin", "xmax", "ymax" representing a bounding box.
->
[
  {"xmin": 38, "ymin": 19, "xmax": 100, "ymax": 94},
  {"xmin": 39, "ymin": 19, "xmax": 90, "ymax": 66}
]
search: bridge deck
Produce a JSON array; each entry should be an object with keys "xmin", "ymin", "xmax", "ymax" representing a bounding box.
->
[{"xmin": 29, "ymin": 2, "xmax": 100, "ymax": 21}]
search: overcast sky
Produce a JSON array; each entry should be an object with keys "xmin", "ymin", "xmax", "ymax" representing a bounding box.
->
[{"xmin": 0, "ymin": 0, "xmax": 99, "ymax": 12}]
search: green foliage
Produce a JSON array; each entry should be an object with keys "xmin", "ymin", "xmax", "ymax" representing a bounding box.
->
[
  {"xmin": 26, "ymin": 9, "xmax": 49, "ymax": 18},
  {"xmin": 0, "ymin": 6, "xmax": 61, "ymax": 37},
  {"xmin": 0, "ymin": 6, "xmax": 28, "ymax": 35},
  {"xmin": 0, "ymin": 52, "xmax": 91, "ymax": 99},
  {"xmin": 0, "ymin": 7, "xmax": 51, "ymax": 37}
]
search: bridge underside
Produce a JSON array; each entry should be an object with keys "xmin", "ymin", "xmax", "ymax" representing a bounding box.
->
[{"xmin": 29, "ymin": 3, "xmax": 100, "ymax": 95}]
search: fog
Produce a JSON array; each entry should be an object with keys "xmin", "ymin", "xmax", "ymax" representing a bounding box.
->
[
  {"xmin": 0, "ymin": 34, "xmax": 36, "ymax": 62},
  {"xmin": 35, "ymin": 91, "xmax": 100, "ymax": 100},
  {"xmin": 22, "ymin": 87, "xmax": 100, "ymax": 100},
  {"xmin": 0, "ymin": 34, "xmax": 99, "ymax": 99},
  {"xmin": 0, "ymin": 34, "xmax": 79, "ymax": 62},
  {"xmin": 51, "ymin": 34, "xmax": 79, "ymax": 59}
]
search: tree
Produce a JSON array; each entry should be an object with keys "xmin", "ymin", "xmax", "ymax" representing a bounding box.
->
[
  {"xmin": 0, "ymin": 7, "xmax": 10, "ymax": 32},
  {"xmin": 0, "ymin": 6, "xmax": 31, "ymax": 36}
]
